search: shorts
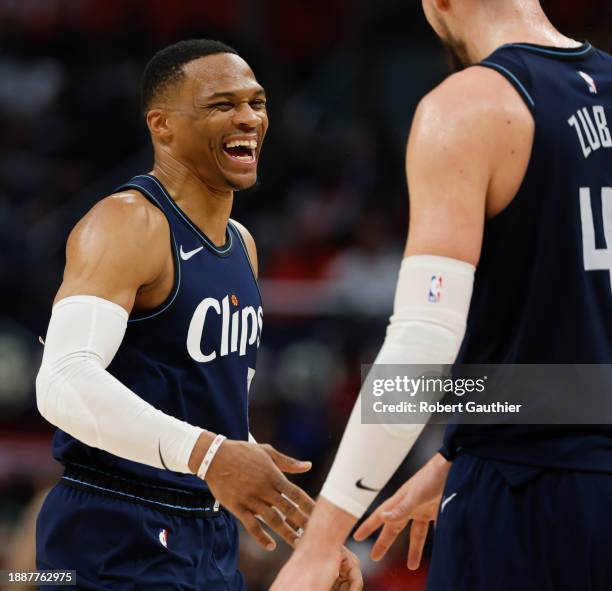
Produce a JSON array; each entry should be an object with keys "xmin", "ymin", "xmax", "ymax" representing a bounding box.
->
[
  {"xmin": 36, "ymin": 464, "xmax": 246, "ymax": 590},
  {"xmin": 427, "ymin": 454, "xmax": 612, "ymax": 591}
]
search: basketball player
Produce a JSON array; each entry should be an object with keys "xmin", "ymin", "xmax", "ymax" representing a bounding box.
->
[
  {"xmin": 272, "ymin": 1, "xmax": 612, "ymax": 589},
  {"xmin": 35, "ymin": 40, "xmax": 361, "ymax": 590}
]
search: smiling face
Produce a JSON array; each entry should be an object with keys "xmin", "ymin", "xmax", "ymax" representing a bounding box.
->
[{"xmin": 149, "ymin": 53, "xmax": 269, "ymax": 191}]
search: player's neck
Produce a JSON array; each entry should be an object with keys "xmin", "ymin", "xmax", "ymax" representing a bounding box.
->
[
  {"xmin": 152, "ymin": 159, "xmax": 233, "ymax": 248},
  {"xmin": 465, "ymin": 11, "xmax": 580, "ymax": 64}
]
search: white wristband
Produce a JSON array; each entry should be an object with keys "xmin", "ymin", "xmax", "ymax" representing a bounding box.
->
[{"xmin": 197, "ymin": 434, "xmax": 227, "ymax": 480}]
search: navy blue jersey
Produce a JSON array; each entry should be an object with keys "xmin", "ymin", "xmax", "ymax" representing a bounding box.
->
[
  {"xmin": 443, "ymin": 43, "xmax": 612, "ymax": 470},
  {"xmin": 53, "ymin": 174, "xmax": 263, "ymax": 492}
]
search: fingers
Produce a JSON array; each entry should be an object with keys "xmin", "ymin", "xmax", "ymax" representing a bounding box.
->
[
  {"xmin": 256, "ymin": 503, "xmax": 305, "ymax": 547},
  {"xmin": 353, "ymin": 510, "xmax": 383, "ymax": 541},
  {"xmin": 348, "ymin": 567, "xmax": 364, "ymax": 591},
  {"xmin": 381, "ymin": 491, "xmax": 415, "ymax": 523},
  {"xmin": 341, "ymin": 550, "xmax": 363, "ymax": 591},
  {"xmin": 277, "ymin": 481, "xmax": 316, "ymax": 516},
  {"xmin": 262, "ymin": 444, "xmax": 312, "ymax": 474},
  {"xmin": 353, "ymin": 495, "xmax": 397, "ymax": 541},
  {"xmin": 238, "ymin": 509, "xmax": 276, "ymax": 551},
  {"xmin": 370, "ymin": 522, "xmax": 405, "ymax": 562},
  {"xmin": 274, "ymin": 494, "xmax": 310, "ymax": 531},
  {"xmin": 407, "ymin": 520, "xmax": 429, "ymax": 570}
]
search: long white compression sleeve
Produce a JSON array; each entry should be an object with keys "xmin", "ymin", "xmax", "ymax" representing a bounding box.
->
[
  {"xmin": 320, "ymin": 256, "xmax": 475, "ymax": 518},
  {"xmin": 36, "ymin": 295, "xmax": 203, "ymax": 473}
]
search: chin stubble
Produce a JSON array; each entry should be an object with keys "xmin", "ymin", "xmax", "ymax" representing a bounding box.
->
[
  {"xmin": 227, "ymin": 177, "xmax": 260, "ymax": 193},
  {"xmin": 437, "ymin": 22, "xmax": 472, "ymax": 72}
]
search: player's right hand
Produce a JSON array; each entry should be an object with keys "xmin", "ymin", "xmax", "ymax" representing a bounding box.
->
[{"xmin": 204, "ymin": 440, "xmax": 315, "ymax": 550}]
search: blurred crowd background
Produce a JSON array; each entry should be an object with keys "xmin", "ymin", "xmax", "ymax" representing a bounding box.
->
[{"xmin": 1, "ymin": 0, "xmax": 610, "ymax": 588}]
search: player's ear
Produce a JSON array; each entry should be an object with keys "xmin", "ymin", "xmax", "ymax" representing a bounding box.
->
[
  {"xmin": 146, "ymin": 108, "xmax": 173, "ymax": 143},
  {"xmin": 432, "ymin": 0, "xmax": 451, "ymax": 12}
]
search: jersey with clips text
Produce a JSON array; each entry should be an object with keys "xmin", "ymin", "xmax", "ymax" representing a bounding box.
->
[{"xmin": 52, "ymin": 174, "xmax": 263, "ymax": 492}]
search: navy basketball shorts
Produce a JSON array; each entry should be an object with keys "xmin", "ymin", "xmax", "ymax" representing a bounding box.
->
[
  {"xmin": 36, "ymin": 464, "xmax": 246, "ymax": 590},
  {"xmin": 427, "ymin": 454, "xmax": 612, "ymax": 591}
]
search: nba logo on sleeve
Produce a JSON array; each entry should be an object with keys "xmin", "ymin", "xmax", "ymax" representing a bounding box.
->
[{"xmin": 428, "ymin": 275, "xmax": 443, "ymax": 303}]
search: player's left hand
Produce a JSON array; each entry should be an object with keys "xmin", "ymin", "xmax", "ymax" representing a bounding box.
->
[
  {"xmin": 332, "ymin": 547, "xmax": 363, "ymax": 591},
  {"xmin": 270, "ymin": 545, "xmax": 362, "ymax": 591},
  {"xmin": 352, "ymin": 452, "xmax": 450, "ymax": 569}
]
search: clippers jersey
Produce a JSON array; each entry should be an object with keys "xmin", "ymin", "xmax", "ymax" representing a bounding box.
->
[
  {"xmin": 52, "ymin": 174, "xmax": 263, "ymax": 492},
  {"xmin": 443, "ymin": 42, "xmax": 612, "ymax": 470}
]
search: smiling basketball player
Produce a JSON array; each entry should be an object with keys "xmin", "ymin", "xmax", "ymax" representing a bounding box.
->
[{"xmin": 35, "ymin": 39, "xmax": 361, "ymax": 591}]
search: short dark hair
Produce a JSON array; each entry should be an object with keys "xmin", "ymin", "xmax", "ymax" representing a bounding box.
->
[{"xmin": 141, "ymin": 39, "xmax": 238, "ymax": 114}]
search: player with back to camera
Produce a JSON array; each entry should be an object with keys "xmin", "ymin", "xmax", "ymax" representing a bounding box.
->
[
  {"xmin": 35, "ymin": 39, "xmax": 361, "ymax": 590},
  {"xmin": 273, "ymin": 0, "xmax": 612, "ymax": 589}
]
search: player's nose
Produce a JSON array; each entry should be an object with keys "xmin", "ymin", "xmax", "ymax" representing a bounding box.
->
[{"xmin": 232, "ymin": 103, "xmax": 260, "ymax": 129}]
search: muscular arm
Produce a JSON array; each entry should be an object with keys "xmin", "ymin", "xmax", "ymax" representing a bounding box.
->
[
  {"xmin": 37, "ymin": 192, "xmax": 208, "ymax": 472},
  {"xmin": 405, "ymin": 66, "xmax": 532, "ymax": 261},
  {"xmin": 46, "ymin": 198, "xmax": 261, "ymax": 463},
  {"xmin": 278, "ymin": 66, "xmax": 534, "ymax": 560},
  {"xmin": 42, "ymin": 194, "xmax": 257, "ymax": 467}
]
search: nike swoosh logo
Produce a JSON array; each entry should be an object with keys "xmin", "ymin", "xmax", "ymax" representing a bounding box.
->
[
  {"xmin": 355, "ymin": 478, "xmax": 381, "ymax": 492},
  {"xmin": 180, "ymin": 245, "xmax": 204, "ymax": 261},
  {"xmin": 440, "ymin": 492, "xmax": 457, "ymax": 513}
]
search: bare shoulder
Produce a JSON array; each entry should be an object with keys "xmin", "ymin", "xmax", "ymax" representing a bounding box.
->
[
  {"xmin": 409, "ymin": 66, "xmax": 534, "ymax": 185},
  {"xmin": 404, "ymin": 67, "xmax": 534, "ymax": 264},
  {"xmin": 229, "ymin": 218, "xmax": 258, "ymax": 278},
  {"xmin": 57, "ymin": 189, "xmax": 171, "ymax": 307},
  {"xmin": 414, "ymin": 66, "xmax": 533, "ymax": 141},
  {"xmin": 67, "ymin": 189, "xmax": 169, "ymax": 262},
  {"xmin": 71, "ymin": 189, "xmax": 168, "ymax": 244}
]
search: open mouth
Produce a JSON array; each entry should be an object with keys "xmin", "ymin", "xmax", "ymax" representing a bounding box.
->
[{"xmin": 222, "ymin": 139, "xmax": 257, "ymax": 163}]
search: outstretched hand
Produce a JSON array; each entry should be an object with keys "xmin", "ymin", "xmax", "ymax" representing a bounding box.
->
[
  {"xmin": 203, "ymin": 439, "xmax": 315, "ymax": 550},
  {"xmin": 353, "ymin": 453, "xmax": 451, "ymax": 569}
]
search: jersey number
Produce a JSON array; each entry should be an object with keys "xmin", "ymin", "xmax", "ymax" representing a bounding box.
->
[{"xmin": 579, "ymin": 187, "xmax": 612, "ymax": 294}]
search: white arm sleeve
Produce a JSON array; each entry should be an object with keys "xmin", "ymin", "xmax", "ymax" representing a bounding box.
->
[
  {"xmin": 36, "ymin": 295, "xmax": 204, "ymax": 473},
  {"xmin": 320, "ymin": 255, "xmax": 475, "ymax": 517}
]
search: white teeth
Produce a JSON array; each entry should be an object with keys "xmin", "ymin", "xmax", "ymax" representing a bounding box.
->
[
  {"xmin": 233, "ymin": 154, "xmax": 254, "ymax": 161},
  {"xmin": 224, "ymin": 139, "xmax": 258, "ymax": 149}
]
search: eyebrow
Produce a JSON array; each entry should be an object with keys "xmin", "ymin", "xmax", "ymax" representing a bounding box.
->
[{"xmin": 204, "ymin": 88, "xmax": 266, "ymax": 100}]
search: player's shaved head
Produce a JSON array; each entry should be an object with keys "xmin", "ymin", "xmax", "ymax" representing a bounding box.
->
[{"xmin": 141, "ymin": 39, "xmax": 239, "ymax": 115}]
